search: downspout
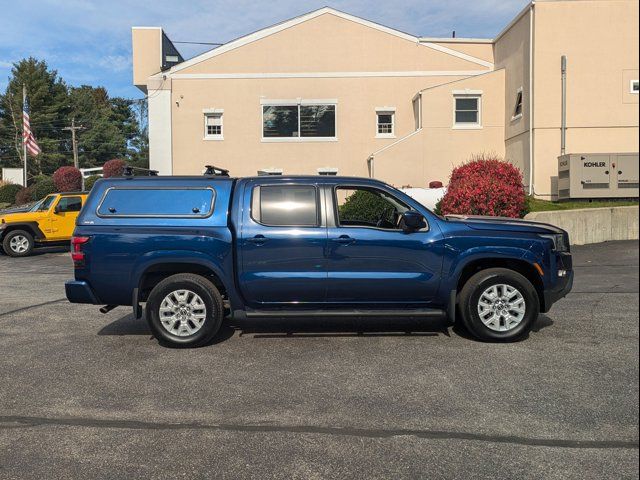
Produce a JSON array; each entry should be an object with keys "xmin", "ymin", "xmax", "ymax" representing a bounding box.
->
[
  {"xmin": 561, "ymin": 55, "xmax": 567, "ymax": 155},
  {"xmin": 528, "ymin": 1, "xmax": 535, "ymax": 195}
]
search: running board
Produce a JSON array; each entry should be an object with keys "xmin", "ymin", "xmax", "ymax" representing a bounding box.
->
[{"xmin": 242, "ymin": 308, "xmax": 446, "ymax": 319}]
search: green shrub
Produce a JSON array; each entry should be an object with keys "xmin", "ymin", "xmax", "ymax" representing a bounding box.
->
[
  {"xmin": 84, "ymin": 175, "xmax": 101, "ymax": 190},
  {"xmin": 0, "ymin": 183, "xmax": 22, "ymax": 205},
  {"xmin": 339, "ymin": 189, "xmax": 392, "ymax": 224},
  {"xmin": 30, "ymin": 175, "xmax": 56, "ymax": 200},
  {"xmin": 433, "ymin": 198, "xmax": 443, "ymax": 216}
]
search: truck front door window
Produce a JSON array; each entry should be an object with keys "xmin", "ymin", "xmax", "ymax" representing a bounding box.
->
[{"xmin": 335, "ymin": 187, "xmax": 409, "ymax": 230}]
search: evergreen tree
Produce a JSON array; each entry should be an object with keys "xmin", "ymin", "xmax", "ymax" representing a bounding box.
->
[
  {"xmin": 0, "ymin": 57, "xmax": 149, "ymax": 177},
  {"xmin": 0, "ymin": 58, "xmax": 69, "ymax": 176}
]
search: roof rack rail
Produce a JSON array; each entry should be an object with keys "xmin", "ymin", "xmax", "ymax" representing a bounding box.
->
[
  {"xmin": 203, "ymin": 165, "xmax": 230, "ymax": 177},
  {"xmin": 122, "ymin": 166, "xmax": 159, "ymax": 177}
]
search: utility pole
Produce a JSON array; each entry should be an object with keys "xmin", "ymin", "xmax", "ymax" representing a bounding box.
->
[{"xmin": 63, "ymin": 117, "xmax": 85, "ymax": 168}]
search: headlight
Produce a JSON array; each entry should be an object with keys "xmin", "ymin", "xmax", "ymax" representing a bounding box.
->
[{"xmin": 539, "ymin": 233, "xmax": 569, "ymax": 252}]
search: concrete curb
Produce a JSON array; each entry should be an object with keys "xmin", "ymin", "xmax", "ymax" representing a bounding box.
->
[{"xmin": 525, "ymin": 206, "xmax": 639, "ymax": 245}]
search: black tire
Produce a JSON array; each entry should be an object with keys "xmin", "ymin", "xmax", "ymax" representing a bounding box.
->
[
  {"xmin": 146, "ymin": 273, "xmax": 224, "ymax": 348},
  {"xmin": 458, "ymin": 268, "xmax": 539, "ymax": 342},
  {"xmin": 2, "ymin": 230, "xmax": 35, "ymax": 257}
]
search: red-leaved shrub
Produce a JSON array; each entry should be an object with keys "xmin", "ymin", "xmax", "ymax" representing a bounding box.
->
[
  {"xmin": 103, "ymin": 159, "xmax": 126, "ymax": 178},
  {"xmin": 439, "ymin": 154, "xmax": 526, "ymax": 218},
  {"xmin": 53, "ymin": 166, "xmax": 82, "ymax": 192}
]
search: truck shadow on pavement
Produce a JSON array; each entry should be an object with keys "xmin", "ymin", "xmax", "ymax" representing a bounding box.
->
[{"xmin": 98, "ymin": 313, "xmax": 554, "ymax": 346}]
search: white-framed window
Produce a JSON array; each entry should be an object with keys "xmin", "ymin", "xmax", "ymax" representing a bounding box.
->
[
  {"xmin": 512, "ymin": 87, "xmax": 523, "ymax": 120},
  {"xmin": 375, "ymin": 107, "xmax": 395, "ymax": 138},
  {"xmin": 203, "ymin": 109, "xmax": 223, "ymax": 140},
  {"xmin": 261, "ymin": 99, "xmax": 337, "ymax": 142},
  {"xmin": 452, "ymin": 90, "xmax": 482, "ymax": 129},
  {"xmin": 631, "ymin": 80, "xmax": 639, "ymax": 94}
]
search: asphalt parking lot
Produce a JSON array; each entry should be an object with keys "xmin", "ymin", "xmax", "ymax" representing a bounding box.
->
[{"xmin": 0, "ymin": 241, "xmax": 638, "ymax": 479}]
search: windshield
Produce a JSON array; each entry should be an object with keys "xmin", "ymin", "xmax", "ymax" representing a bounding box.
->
[
  {"xmin": 28, "ymin": 200, "xmax": 44, "ymax": 212},
  {"xmin": 37, "ymin": 195, "xmax": 56, "ymax": 211}
]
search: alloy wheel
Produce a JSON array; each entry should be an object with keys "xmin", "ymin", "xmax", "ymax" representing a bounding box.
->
[
  {"xmin": 477, "ymin": 284, "xmax": 526, "ymax": 332},
  {"xmin": 158, "ymin": 289, "xmax": 207, "ymax": 337},
  {"xmin": 9, "ymin": 235, "xmax": 30, "ymax": 254}
]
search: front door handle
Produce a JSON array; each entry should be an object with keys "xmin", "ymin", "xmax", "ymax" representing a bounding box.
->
[
  {"xmin": 331, "ymin": 235, "xmax": 356, "ymax": 245},
  {"xmin": 247, "ymin": 235, "xmax": 268, "ymax": 245}
]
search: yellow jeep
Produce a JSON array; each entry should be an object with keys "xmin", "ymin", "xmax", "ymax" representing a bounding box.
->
[{"xmin": 0, "ymin": 192, "xmax": 88, "ymax": 257}]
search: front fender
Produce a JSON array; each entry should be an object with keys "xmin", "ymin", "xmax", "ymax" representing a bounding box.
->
[
  {"xmin": 0, "ymin": 221, "xmax": 46, "ymax": 240},
  {"xmin": 439, "ymin": 243, "xmax": 539, "ymax": 295}
]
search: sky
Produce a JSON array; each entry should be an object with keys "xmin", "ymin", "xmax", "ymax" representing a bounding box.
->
[{"xmin": 0, "ymin": 0, "xmax": 529, "ymax": 100}]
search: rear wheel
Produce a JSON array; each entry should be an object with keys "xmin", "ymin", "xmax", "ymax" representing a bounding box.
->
[
  {"xmin": 146, "ymin": 273, "xmax": 224, "ymax": 347},
  {"xmin": 458, "ymin": 268, "xmax": 539, "ymax": 341},
  {"xmin": 3, "ymin": 230, "xmax": 34, "ymax": 257}
]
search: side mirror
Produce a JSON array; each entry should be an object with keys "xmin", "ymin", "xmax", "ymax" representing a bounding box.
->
[
  {"xmin": 54, "ymin": 205, "xmax": 61, "ymax": 214},
  {"xmin": 400, "ymin": 211, "xmax": 427, "ymax": 233}
]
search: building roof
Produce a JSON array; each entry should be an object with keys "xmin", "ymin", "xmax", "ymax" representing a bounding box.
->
[{"xmin": 159, "ymin": 6, "xmax": 493, "ymax": 75}]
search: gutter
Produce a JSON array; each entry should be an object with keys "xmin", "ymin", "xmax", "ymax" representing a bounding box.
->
[
  {"xmin": 367, "ymin": 128, "xmax": 423, "ymax": 178},
  {"xmin": 366, "ymin": 68, "xmax": 499, "ymax": 178},
  {"xmin": 495, "ymin": 1, "xmax": 533, "ymax": 43}
]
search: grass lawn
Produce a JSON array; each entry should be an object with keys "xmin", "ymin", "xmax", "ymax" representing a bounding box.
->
[{"xmin": 528, "ymin": 197, "xmax": 639, "ymax": 212}]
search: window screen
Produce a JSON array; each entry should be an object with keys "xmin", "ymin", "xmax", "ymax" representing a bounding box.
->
[
  {"xmin": 252, "ymin": 185, "xmax": 318, "ymax": 226},
  {"xmin": 377, "ymin": 113, "xmax": 394, "ymax": 135},
  {"xmin": 300, "ymin": 105, "xmax": 335, "ymax": 137},
  {"xmin": 262, "ymin": 104, "xmax": 336, "ymax": 138},
  {"xmin": 205, "ymin": 113, "xmax": 223, "ymax": 137},
  {"xmin": 98, "ymin": 188, "xmax": 215, "ymax": 217},
  {"xmin": 455, "ymin": 97, "xmax": 479, "ymax": 124},
  {"xmin": 262, "ymin": 106, "xmax": 299, "ymax": 137}
]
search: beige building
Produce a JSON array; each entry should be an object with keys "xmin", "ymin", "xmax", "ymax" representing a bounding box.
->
[{"xmin": 132, "ymin": 1, "xmax": 639, "ymax": 198}]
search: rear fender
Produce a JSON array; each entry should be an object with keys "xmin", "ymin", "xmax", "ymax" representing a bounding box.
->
[{"xmin": 131, "ymin": 250, "xmax": 243, "ymax": 310}]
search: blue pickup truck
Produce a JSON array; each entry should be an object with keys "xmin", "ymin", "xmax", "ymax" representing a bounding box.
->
[{"xmin": 65, "ymin": 172, "xmax": 573, "ymax": 347}]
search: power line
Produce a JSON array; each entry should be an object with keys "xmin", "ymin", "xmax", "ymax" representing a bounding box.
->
[{"xmin": 173, "ymin": 41, "xmax": 224, "ymax": 46}]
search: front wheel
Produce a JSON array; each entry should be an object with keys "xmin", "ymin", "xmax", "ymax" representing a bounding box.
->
[
  {"xmin": 458, "ymin": 268, "xmax": 539, "ymax": 341},
  {"xmin": 146, "ymin": 273, "xmax": 224, "ymax": 347},
  {"xmin": 2, "ymin": 230, "xmax": 34, "ymax": 257}
]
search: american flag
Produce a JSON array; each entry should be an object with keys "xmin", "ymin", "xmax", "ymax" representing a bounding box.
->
[{"xmin": 23, "ymin": 96, "xmax": 42, "ymax": 157}]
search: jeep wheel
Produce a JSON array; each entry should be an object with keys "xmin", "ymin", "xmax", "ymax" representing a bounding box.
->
[
  {"xmin": 459, "ymin": 268, "xmax": 539, "ymax": 342},
  {"xmin": 3, "ymin": 230, "xmax": 34, "ymax": 257},
  {"xmin": 146, "ymin": 273, "xmax": 224, "ymax": 348}
]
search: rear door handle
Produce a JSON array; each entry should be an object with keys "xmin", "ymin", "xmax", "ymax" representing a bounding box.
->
[
  {"xmin": 331, "ymin": 235, "xmax": 356, "ymax": 245},
  {"xmin": 247, "ymin": 235, "xmax": 268, "ymax": 245}
]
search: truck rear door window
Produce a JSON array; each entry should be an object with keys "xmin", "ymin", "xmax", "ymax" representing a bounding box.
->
[
  {"xmin": 252, "ymin": 185, "xmax": 319, "ymax": 226},
  {"xmin": 97, "ymin": 187, "xmax": 215, "ymax": 217}
]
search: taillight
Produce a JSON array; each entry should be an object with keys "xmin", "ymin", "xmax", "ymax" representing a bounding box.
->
[{"xmin": 71, "ymin": 236, "xmax": 91, "ymax": 266}]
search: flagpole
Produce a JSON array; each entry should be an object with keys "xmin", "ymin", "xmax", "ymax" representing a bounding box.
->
[{"xmin": 22, "ymin": 84, "xmax": 27, "ymax": 187}]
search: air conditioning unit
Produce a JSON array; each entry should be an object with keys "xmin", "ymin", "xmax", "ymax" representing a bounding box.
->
[{"xmin": 557, "ymin": 153, "xmax": 639, "ymax": 200}]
